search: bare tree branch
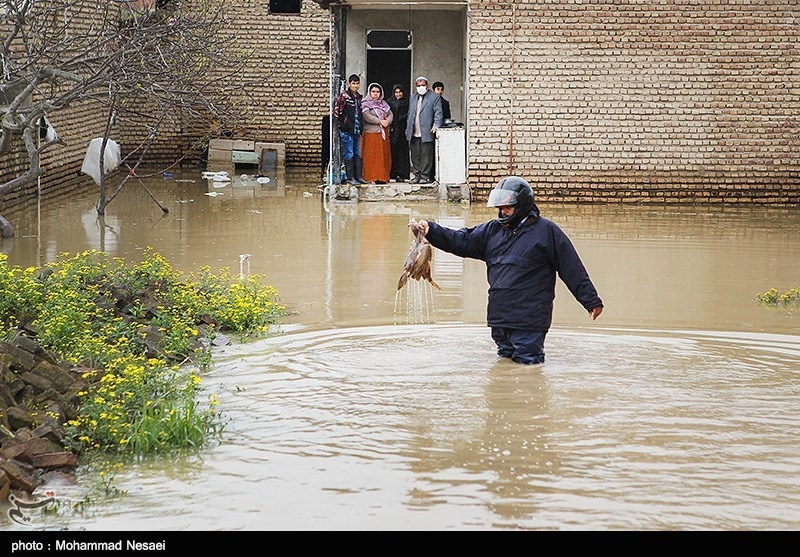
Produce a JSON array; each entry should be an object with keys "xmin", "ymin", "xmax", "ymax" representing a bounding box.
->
[{"xmin": 1, "ymin": 0, "xmax": 255, "ymax": 229}]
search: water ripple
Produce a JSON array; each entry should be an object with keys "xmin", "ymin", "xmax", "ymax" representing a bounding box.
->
[{"xmin": 16, "ymin": 324, "xmax": 800, "ymax": 531}]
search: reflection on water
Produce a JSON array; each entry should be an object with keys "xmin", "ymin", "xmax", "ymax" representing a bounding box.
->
[{"xmin": 1, "ymin": 168, "xmax": 800, "ymax": 530}]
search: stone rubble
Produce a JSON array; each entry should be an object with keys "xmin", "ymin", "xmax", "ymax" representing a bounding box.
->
[{"xmin": 0, "ymin": 332, "xmax": 90, "ymax": 498}]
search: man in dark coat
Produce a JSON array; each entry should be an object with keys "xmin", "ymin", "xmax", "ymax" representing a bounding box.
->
[
  {"xmin": 410, "ymin": 176, "xmax": 604, "ymax": 364},
  {"xmin": 430, "ymin": 81, "xmax": 451, "ymax": 180},
  {"xmin": 405, "ymin": 76, "xmax": 443, "ymax": 184}
]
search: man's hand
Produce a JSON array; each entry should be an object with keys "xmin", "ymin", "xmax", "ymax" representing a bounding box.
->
[
  {"xmin": 589, "ymin": 306, "xmax": 603, "ymax": 320},
  {"xmin": 408, "ymin": 218, "xmax": 429, "ymax": 236}
]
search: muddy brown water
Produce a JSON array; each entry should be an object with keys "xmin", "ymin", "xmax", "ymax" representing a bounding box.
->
[{"xmin": 1, "ymin": 168, "xmax": 799, "ymax": 530}]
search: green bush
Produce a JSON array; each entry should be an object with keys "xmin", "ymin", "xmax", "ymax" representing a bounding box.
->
[{"xmin": 0, "ymin": 248, "xmax": 285, "ymax": 456}]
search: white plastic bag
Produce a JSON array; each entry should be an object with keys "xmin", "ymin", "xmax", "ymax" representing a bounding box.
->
[
  {"xmin": 39, "ymin": 116, "xmax": 58, "ymax": 143},
  {"xmin": 81, "ymin": 138, "xmax": 122, "ymax": 185}
]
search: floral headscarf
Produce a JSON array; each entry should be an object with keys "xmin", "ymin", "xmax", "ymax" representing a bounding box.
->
[
  {"xmin": 362, "ymin": 82, "xmax": 391, "ymax": 139},
  {"xmin": 362, "ymin": 83, "xmax": 390, "ymax": 116}
]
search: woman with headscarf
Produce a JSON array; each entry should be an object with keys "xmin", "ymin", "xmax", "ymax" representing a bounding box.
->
[
  {"xmin": 388, "ymin": 83, "xmax": 410, "ymax": 182},
  {"xmin": 360, "ymin": 82, "xmax": 393, "ymax": 184}
]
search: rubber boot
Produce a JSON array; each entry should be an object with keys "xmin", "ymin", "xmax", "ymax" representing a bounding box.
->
[
  {"xmin": 354, "ymin": 157, "xmax": 369, "ymax": 184},
  {"xmin": 344, "ymin": 158, "xmax": 359, "ymax": 185}
]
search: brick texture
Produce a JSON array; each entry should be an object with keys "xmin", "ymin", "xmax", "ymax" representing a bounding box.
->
[
  {"xmin": 121, "ymin": 3, "xmax": 331, "ymax": 170},
  {"xmin": 468, "ymin": 0, "xmax": 800, "ymax": 203},
  {"xmin": 3, "ymin": 1, "xmax": 799, "ymax": 207},
  {"xmin": 1, "ymin": 2, "xmax": 330, "ymax": 208}
]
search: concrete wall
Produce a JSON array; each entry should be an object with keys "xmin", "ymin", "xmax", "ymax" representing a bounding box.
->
[{"xmin": 345, "ymin": 9, "xmax": 465, "ymax": 123}]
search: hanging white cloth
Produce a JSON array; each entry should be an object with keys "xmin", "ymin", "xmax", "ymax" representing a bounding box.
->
[{"xmin": 81, "ymin": 137, "xmax": 122, "ymax": 186}]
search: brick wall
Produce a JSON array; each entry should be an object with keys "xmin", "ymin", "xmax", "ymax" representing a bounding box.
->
[
  {"xmin": 0, "ymin": 4, "xmax": 111, "ymax": 207},
  {"xmin": 236, "ymin": 3, "xmax": 330, "ymax": 167},
  {"xmin": 130, "ymin": 2, "xmax": 331, "ymax": 169},
  {"xmin": 0, "ymin": 103, "xmax": 113, "ymax": 207},
  {"xmin": 5, "ymin": 1, "xmax": 800, "ymax": 207},
  {"xmin": 468, "ymin": 0, "xmax": 800, "ymax": 204},
  {"xmin": 1, "ymin": 2, "xmax": 330, "ymax": 209}
]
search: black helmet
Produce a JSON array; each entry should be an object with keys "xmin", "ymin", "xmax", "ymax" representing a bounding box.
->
[{"xmin": 487, "ymin": 176, "xmax": 535, "ymax": 228}]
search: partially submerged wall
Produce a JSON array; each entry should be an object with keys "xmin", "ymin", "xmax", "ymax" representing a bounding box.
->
[
  {"xmin": 1, "ymin": 2, "xmax": 330, "ymax": 210},
  {"xmin": 0, "ymin": 4, "xmax": 142, "ymax": 209},
  {"xmin": 133, "ymin": 3, "xmax": 330, "ymax": 170},
  {"xmin": 468, "ymin": 1, "xmax": 800, "ymax": 204},
  {"xmin": 4, "ymin": 1, "xmax": 800, "ymax": 207}
]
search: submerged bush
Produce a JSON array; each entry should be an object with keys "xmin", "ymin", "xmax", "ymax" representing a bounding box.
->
[
  {"xmin": 756, "ymin": 287, "xmax": 800, "ymax": 309},
  {"xmin": 0, "ymin": 248, "xmax": 285, "ymax": 456}
]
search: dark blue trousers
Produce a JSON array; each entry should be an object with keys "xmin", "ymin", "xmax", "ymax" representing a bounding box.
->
[{"xmin": 491, "ymin": 327, "xmax": 547, "ymax": 365}]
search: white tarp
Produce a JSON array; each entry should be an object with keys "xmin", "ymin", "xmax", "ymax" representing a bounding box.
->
[{"xmin": 81, "ymin": 137, "xmax": 122, "ymax": 185}]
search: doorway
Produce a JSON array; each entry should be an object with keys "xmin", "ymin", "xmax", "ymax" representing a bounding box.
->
[{"xmin": 366, "ymin": 29, "xmax": 412, "ymax": 99}]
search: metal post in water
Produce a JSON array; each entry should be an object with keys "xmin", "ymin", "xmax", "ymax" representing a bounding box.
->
[{"xmin": 239, "ymin": 253, "xmax": 251, "ymax": 279}]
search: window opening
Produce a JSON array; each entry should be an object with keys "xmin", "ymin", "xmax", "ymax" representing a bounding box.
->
[{"xmin": 269, "ymin": 0, "xmax": 301, "ymax": 14}]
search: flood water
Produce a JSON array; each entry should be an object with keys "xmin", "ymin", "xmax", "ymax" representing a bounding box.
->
[{"xmin": 1, "ymin": 168, "xmax": 799, "ymax": 531}]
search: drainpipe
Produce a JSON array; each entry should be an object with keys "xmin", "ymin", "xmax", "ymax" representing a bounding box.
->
[
  {"xmin": 509, "ymin": 1, "xmax": 516, "ymax": 175},
  {"xmin": 330, "ymin": 6, "xmax": 345, "ymax": 192}
]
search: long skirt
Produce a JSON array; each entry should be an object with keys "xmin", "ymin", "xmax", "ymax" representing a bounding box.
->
[
  {"xmin": 390, "ymin": 134, "xmax": 410, "ymax": 181},
  {"xmin": 361, "ymin": 132, "xmax": 392, "ymax": 184}
]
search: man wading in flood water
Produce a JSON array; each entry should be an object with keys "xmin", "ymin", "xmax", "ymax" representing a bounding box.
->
[{"xmin": 410, "ymin": 176, "xmax": 604, "ymax": 365}]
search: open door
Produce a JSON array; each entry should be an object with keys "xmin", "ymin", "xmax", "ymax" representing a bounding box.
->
[{"xmin": 366, "ymin": 29, "xmax": 412, "ymax": 98}]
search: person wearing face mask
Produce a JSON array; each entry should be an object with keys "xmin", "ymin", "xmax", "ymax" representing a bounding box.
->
[
  {"xmin": 408, "ymin": 176, "xmax": 604, "ymax": 365},
  {"xmin": 405, "ymin": 76, "xmax": 443, "ymax": 184}
]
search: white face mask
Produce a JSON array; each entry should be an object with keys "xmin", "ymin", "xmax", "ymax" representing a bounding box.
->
[{"xmin": 416, "ymin": 86, "xmax": 427, "ymax": 96}]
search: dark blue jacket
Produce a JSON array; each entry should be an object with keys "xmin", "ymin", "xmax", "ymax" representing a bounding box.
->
[{"xmin": 425, "ymin": 210, "xmax": 603, "ymax": 332}]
